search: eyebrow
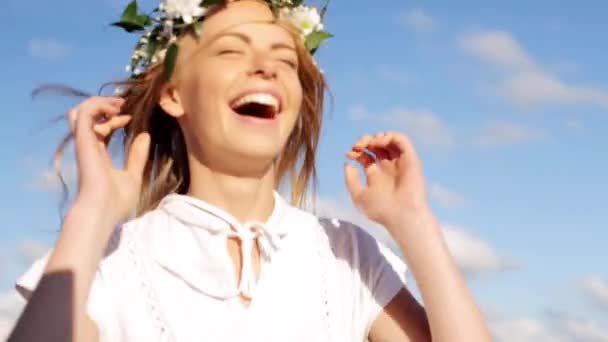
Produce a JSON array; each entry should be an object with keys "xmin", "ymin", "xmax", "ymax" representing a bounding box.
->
[{"xmin": 209, "ymin": 31, "xmax": 296, "ymax": 51}]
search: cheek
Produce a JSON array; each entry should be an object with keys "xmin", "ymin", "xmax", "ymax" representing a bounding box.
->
[{"xmin": 181, "ymin": 63, "xmax": 234, "ymax": 115}]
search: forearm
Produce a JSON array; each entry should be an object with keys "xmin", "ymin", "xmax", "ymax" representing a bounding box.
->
[
  {"xmin": 387, "ymin": 210, "xmax": 491, "ymax": 342},
  {"xmin": 10, "ymin": 199, "xmax": 117, "ymax": 342}
]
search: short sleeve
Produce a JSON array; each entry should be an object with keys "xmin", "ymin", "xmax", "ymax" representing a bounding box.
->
[
  {"xmin": 323, "ymin": 219, "xmax": 408, "ymax": 338},
  {"xmin": 15, "ymin": 251, "xmax": 123, "ymax": 342}
]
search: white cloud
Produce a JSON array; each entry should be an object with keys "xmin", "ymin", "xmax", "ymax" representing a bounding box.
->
[
  {"xmin": 430, "ymin": 183, "xmax": 466, "ymax": 208},
  {"xmin": 491, "ymin": 316, "xmax": 563, "ymax": 342},
  {"xmin": 460, "ymin": 30, "xmax": 608, "ymax": 109},
  {"xmin": 17, "ymin": 241, "xmax": 49, "ymax": 265},
  {"xmin": 475, "ymin": 120, "xmax": 546, "ymax": 147},
  {"xmin": 0, "ymin": 292, "xmax": 25, "ymax": 341},
  {"xmin": 376, "ymin": 65, "xmax": 416, "ymax": 86},
  {"xmin": 487, "ymin": 309, "xmax": 608, "ymax": 342},
  {"xmin": 349, "ymin": 104, "xmax": 370, "ymax": 121},
  {"xmin": 580, "ymin": 276, "xmax": 608, "ymax": 311},
  {"xmin": 385, "ymin": 108, "xmax": 455, "ymax": 147},
  {"xmin": 565, "ymin": 119, "xmax": 584, "ymax": 132},
  {"xmin": 460, "ymin": 31, "xmax": 535, "ymax": 70},
  {"xmin": 28, "ymin": 38, "xmax": 69, "ymax": 60},
  {"xmin": 30, "ymin": 162, "xmax": 77, "ymax": 193},
  {"xmin": 400, "ymin": 9, "xmax": 437, "ymax": 32},
  {"xmin": 348, "ymin": 106, "xmax": 455, "ymax": 148},
  {"xmin": 311, "ymin": 195, "xmax": 514, "ymax": 275},
  {"xmin": 561, "ymin": 318, "xmax": 608, "ymax": 341},
  {"xmin": 502, "ymin": 71, "xmax": 608, "ymax": 108},
  {"xmin": 443, "ymin": 225, "xmax": 517, "ymax": 275}
]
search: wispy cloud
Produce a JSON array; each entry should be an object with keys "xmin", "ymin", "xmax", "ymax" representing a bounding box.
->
[
  {"xmin": 399, "ymin": 9, "xmax": 437, "ymax": 32},
  {"xmin": 460, "ymin": 30, "xmax": 608, "ymax": 109},
  {"xmin": 28, "ymin": 38, "xmax": 69, "ymax": 60},
  {"xmin": 350, "ymin": 105, "xmax": 455, "ymax": 148},
  {"xmin": 442, "ymin": 225, "xmax": 518, "ymax": 275},
  {"xmin": 430, "ymin": 183, "xmax": 466, "ymax": 208},
  {"xmin": 16, "ymin": 240, "xmax": 49, "ymax": 265},
  {"xmin": 0, "ymin": 292, "xmax": 24, "ymax": 341},
  {"xmin": 564, "ymin": 119, "xmax": 585, "ymax": 133},
  {"xmin": 386, "ymin": 109, "xmax": 455, "ymax": 147},
  {"xmin": 460, "ymin": 31, "xmax": 535, "ymax": 70},
  {"xmin": 311, "ymin": 195, "xmax": 515, "ymax": 275},
  {"xmin": 475, "ymin": 120, "xmax": 546, "ymax": 147},
  {"xmin": 580, "ymin": 276, "xmax": 608, "ymax": 311},
  {"xmin": 30, "ymin": 162, "xmax": 77, "ymax": 193},
  {"xmin": 487, "ymin": 308, "xmax": 608, "ymax": 342}
]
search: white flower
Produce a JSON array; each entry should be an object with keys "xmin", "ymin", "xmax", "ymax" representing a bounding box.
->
[
  {"xmin": 154, "ymin": 48, "xmax": 168, "ymax": 61},
  {"xmin": 159, "ymin": 0, "xmax": 206, "ymax": 24},
  {"xmin": 162, "ymin": 19, "xmax": 174, "ymax": 38},
  {"xmin": 279, "ymin": 5, "xmax": 323, "ymax": 37}
]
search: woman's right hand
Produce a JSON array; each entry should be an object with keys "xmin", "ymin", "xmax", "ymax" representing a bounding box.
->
[{"xmin": 67, "ymin": 96, "xmax": 150, "ymax": 226}]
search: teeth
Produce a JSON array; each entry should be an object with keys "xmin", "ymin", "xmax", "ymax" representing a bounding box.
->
[{"xmin": 233, "ymin": 93, "xmax": 279, "ymax": 112}]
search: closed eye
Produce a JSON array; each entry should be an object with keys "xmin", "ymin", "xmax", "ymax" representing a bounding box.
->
[
  {"xmin": 280, "ymin": 59, "xmax": 298, "ymax": 69},
  {"xmin": 218, "ymin": 49, "xmax": 242, "ymax": 55}
]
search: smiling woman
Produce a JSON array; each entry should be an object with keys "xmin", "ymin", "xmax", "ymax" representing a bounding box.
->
[{"xmin": 8, "ymin": 1, "xmax": 491, "ymax": 341}]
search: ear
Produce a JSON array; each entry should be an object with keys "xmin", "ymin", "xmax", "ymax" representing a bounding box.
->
[{"xmin": 159, "ymin": 83, "xmax": 185, "ymax": 118}]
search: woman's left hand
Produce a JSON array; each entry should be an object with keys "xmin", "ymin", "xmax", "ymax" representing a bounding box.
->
[{"xmin": 344, "ymin": 132, "xmax": 430, "ymax": 234}]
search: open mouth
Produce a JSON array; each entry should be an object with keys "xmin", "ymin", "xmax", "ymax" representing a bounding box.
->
[{"xmin": 230, "ymin": 93, "xmax": 280, "ymax": 120}]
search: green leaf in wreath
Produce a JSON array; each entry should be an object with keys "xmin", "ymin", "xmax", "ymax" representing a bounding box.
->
[
  {"xmin": 112, "ymin": 1, "xmax": 152, "ymax": 32},
  {"xmin": 305, "ymin": 31, "xmax": 333, "ymax": 53},
  {"xmin": 201, "ymin": 0, "xmax": 223, "ymax": 6},
  {"xmin": 146, "ymin": 39, "xmax": 158, "ymax": 59},
  {"xmin": 163, "ymin": 43, "xmax": 179, "ymax": 81},
  {"xmin": 121, "ymin": 0, "xmax": 139, "ymax": 22},
  {"xmin": 111, "ymin": 21, "xmax": 146, "ymax": 32},
  {"xmin": 194, "ymin": 21, "xmax": 204, "ymax": 37}
]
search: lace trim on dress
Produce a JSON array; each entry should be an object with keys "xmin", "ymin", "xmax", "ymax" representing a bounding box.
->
[
  {"xmin": 318, "ymin": 218, "xmax": 337, "ymax": 342},
  {"xmin": 125, "ymin": 225, "xmax": 176, "ymax": 342}
]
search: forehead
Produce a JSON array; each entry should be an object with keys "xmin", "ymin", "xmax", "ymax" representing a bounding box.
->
[{"xmin": 200, "ymin": 1, "xmax": 294, "ymax": 45}]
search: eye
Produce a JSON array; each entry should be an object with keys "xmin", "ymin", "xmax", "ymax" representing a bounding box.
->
[
  {"xmin": 280, "ymin": 59, "xmax": 298, "ymax": 69},
  {"xmin": 218, "ymin": 49, "xmax": 242, "ymax": 55}
]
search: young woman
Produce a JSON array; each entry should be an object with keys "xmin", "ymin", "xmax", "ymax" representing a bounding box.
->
[{"xmin": 10, "ymin": 1, "xmax": 491, "ymax": 341}]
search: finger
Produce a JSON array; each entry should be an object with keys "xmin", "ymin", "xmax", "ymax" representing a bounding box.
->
[
  {"xmin": 352, "ymin": 134, "xmax": 373, "ymax": 152},
  {"xmin": 73, "ymin": 102, "xmax": 123, "ymax": 136},
  {"xmin": 344, "ymin": 163, "xmax": 364, "ymax": 200},
  {"xmin": 386, "ymin": 132, "xmax": 420, "ymax": 165},
  {"xmin": 375, "ymin": 133, "xmax": 401, "ymax": 161},
  {"xmin": 347, "ymin": 150, "xmax": 375, "ymax": 168},
  {"xmin": 67, "ymin": 109, "xmax": 77, "ymax": 133},
  {"xmin": 367, "ymin": 146, "xmax": 390, "ymax": 161},
  {"xmin": 87, "ymin": 95, "xmax": 125, "ymax": 108},
  {"xmin": 93, "ymin": 115, "xmax": 133, "ymax": 138},
  {"xmin": 125, "ymin": 132, "xmax": 151, "ymax": 181},
  {"xmin": 73, "ymin": 102, "xmax": 124, "ymax": 172},
  {"xmin": 385, "ymin": 142, "xmax": 402, "ymax": 160}
]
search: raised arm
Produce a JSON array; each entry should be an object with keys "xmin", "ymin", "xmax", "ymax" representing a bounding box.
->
[
  {"xmin": 9, "ymin": 96, "xmax": 150, "ymax": 342},
  {"xmin": 345, "ymin": 132, "xmax": 491, "ymax": 342}
]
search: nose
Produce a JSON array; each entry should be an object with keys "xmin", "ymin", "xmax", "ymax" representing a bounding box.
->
[{"xmin": 248, "ymin": 54, "xmax": 277, "ymax": 80}]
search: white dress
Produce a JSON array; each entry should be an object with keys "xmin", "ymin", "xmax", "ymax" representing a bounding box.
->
[{"xmin": 16, "ymin": 192, "xmax": 408, "ymax": 341}]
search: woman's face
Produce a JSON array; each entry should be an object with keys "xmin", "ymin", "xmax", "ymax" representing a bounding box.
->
[{"xmin": 161, "ymin": 0, "xmax": 303, "ymax": 170}]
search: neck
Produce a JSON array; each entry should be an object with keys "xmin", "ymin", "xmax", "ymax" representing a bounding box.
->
[{"xmin": 186, "ymin": 159, "xmax": 277, "ymax": 224}]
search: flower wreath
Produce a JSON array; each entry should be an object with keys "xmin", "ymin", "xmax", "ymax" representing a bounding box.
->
[{"xmin": 112, "ymin": 0, "xmax": 332, "ymax": 80}]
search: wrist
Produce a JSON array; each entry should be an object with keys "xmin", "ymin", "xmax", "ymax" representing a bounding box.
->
[
  {"xmin": 383, "ymin": 206, "xmax": 441, "ymax": 239},
  {"xmin": 65, "ymin": 197, "xmax": 121, "ymax": 236}
]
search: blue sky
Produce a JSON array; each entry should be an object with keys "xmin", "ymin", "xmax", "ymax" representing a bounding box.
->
[{"xmin": 1, "ymin": 0, "xmax": 607, "ymax": 340}]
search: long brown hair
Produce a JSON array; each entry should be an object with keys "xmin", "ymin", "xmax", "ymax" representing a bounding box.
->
[{"xmin": 49, "ymin": 18, "xmax": 328, "ymax": 217}]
